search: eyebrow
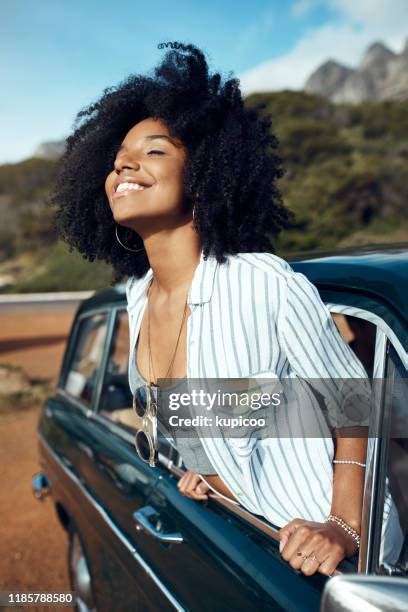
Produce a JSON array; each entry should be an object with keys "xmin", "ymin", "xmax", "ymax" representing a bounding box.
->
[{"xmin": 117, "ymin": 134, "xmax": 179, "ymax": 153}]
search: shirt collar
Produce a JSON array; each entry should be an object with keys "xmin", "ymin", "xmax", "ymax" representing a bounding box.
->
[
  {"xmin": 127, "ymin": 248, "xmax": 219, "ymax": 309},
  {"xmin": 188, "ymin": 249, "xmax": 219, "ymax": 305}
]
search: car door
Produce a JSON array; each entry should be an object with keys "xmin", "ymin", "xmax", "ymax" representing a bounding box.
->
[{"xmin": 39, "ymin": 306, "xmax": 167, "ymax": 611}]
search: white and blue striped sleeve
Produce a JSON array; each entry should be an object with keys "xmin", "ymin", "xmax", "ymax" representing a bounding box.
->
[{"xmin": 277, "ymin": 270, "xmax": 370, "ymax": 428}]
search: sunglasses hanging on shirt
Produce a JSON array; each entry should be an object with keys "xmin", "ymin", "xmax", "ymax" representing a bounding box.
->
[{"xmin": 132, "ymin": 279, "xmax": 189, "ymax": 467}]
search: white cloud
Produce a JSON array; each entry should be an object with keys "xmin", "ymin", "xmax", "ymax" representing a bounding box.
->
[{"xmin": 239, "ymin": 0, "xmax": 407, "ymax": 95}]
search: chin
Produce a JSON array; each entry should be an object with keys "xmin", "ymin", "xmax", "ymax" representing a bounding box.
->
[{"xmin": 111, "ymin": 202, "xmax": 137, "ymax": 223}]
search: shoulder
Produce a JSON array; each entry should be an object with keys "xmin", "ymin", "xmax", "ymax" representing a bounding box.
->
[
  {"xmin": 216, "ymin": 252, "xmax": 297, "ymax": 317},
  {"xmin": 223, "ymin": 252, "xmax": 323, "ymax": 310},
  {"xmin": 223, "ymin": 251, "xmax": 295, "ymax": 280}
]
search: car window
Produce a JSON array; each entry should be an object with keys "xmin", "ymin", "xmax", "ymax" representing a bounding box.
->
[
  {"xmin": 378, "ymin": 342, "xmax": 408, "ymax": 571},
  {"xmin": 98, "ymin": 309, "xmax": 135, "ymax": 425},
  {"xmin": 331, "ymin": 312, "xmax": 376, "ymax": 378},
  {"xmin": 64, "ymin": 312, "xmax": 109, "ymax": 406},
  {"xmin": 98, "ymin": 309, "xmax": 181, "ymax": 462}
]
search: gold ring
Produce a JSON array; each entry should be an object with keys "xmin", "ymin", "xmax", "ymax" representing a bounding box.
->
[
  {"xmin": 310, "ymin": 553, "xmax": 321, "ymax": 564},
  {"xmin": 297, "ymin": 550, "xmax": 310, "ymax": 560}
]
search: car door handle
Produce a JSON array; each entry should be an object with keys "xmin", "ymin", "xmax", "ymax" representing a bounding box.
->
[{"xmin": 133, "ymin": 505, "xmax": 183, "ymax": 543}]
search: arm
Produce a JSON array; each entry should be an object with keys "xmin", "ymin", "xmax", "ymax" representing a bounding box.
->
[
  {"xmin": 277, "ymin": 271, "xmax": 370, "ymax": 575},
  {"xmin": 330, "ymin": 433, "xmax": 367, "ymax": 533}
]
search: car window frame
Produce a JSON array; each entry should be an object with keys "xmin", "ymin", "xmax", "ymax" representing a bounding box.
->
[
  {"xmin": 365, "ymin": 339, "xmax": 408, "ymax": 576},
  {"xmin": 57, "ymin": 306, "xmax": 113, "ymax": 415},
  {"xmin": 75, "ymin": 298, "xmax": 407, "ymax": 578},
  {"xmin": 326, "ymin": 303, "xmax": 407, "ymax": 576}
]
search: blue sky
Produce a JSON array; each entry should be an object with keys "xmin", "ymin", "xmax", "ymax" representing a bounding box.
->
[{"xmin": 1, "ymin": 0, "xmax": 406, "ymax": 164}]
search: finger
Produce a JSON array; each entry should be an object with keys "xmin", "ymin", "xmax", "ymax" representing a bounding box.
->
[
  {"xmin": 279, "ymin": 519, "xmax": 304, "ymax": 552},
  {"xmin": 299, "ymin": 553, "xmax": 325, "ymax": 577},
  {"xmin": 317, "ymin": 546, "xmax": 346, "ymax": 577},
  {"xmin": 188, "ymin": 488, "xmax": 209, "ymax": 501},
  {"xmin": 179, "ymin": 473, "xmax": 208, "ymax": 500},
  {"xmin": 196, "ymin": 481, "xmax": 210, "ymax": 497},
  {"xmin": 185, "ymin": 480, "xmax": 209, "ymax": 500},
  {"xmin": 178, "ymin": 471, "xmax": 199, "ymax": 494},
  {"xmin": 177, "ymin": 471, "xmax": 191, "ymax": 489},
  {"xmin": 288, "ymin": 537, "xmax": 319, "ymax": 571},
  {"xmin": 280, "ymin": 526, "xmax": 313, "ymax": 565}
]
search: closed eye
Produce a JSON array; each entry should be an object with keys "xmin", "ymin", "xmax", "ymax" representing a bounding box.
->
[{"xmin": 147, "ymin": 150, "xmax": 165, "ymax": 155}]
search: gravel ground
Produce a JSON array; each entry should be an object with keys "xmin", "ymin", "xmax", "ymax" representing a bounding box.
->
[
  {"xmin": 0, "ymin": 307, "xmax": 76, "ymax": 611},
  {"xmin": 0, "ymin": 403, "xmax": 74, "ymax": 612},
  {"xmin": 0, "ymin": 309, "xmax": 75, "ymax": 383}
]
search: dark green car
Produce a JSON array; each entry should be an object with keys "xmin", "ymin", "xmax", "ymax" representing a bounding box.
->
[{"xmin": 32, "ymin": 244, "xmax": 408, "ymax": 611}]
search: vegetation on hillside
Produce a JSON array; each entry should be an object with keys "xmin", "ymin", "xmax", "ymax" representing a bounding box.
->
[
  {"xmin": 1, "ymin": 91, "xmax": 407, "ymax": 292},
  {"xmin": 246, "ymin": 91, "xmax": 408, "ymax": 253}
]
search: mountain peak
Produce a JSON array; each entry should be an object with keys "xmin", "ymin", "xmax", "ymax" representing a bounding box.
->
[
  {"xmin": 360, "ymin": 41, "xmax": 395, "ymax": 70},
  {"xmin": 304, "ymin": 37, "xmax": 407, "ymax": 103},
  {"xmin": 33, "ymin": 140, "xmax": 66, "ymax": 160},
  {"xmin": 305, "ymin": 59, "xmax": 353, "ymax": 97}
]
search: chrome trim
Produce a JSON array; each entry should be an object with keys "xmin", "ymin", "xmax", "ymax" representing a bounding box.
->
[
  {"xmin": 37, "ymin": 433, "xmax": 185, "ymax": 611},
  {"xmin": 133, "ymin": 505, "xmax": 183, "ymax": 543},
  {"xmin": 326, "ymin": 303, "xmax": 407, "ymax": 368},
  {"xmin": 358, "ymin": 329, "xmax": 388, "ymax": 574},
  {"xmin": 321, "ymin": 574, "xmax": 408, "ymax": 612},
  {"xmin": 75, "ymin": 307, "xmax": 112, "ymax": 321},
  {"xmin": 92, "ymin": 308, "xmax": 117, "ymax": 413},
  {"xmin": 56, "ymin": 387, "xmax": 94, "ymax": 417}
]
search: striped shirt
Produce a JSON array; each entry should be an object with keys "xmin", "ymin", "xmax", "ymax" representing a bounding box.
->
[{"xmin": 126, "ymin": 249, "xmax": 369, "ymax": 527}]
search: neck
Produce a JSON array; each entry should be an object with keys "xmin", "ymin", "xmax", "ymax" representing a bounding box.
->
[{"xmin": 143, "ymin": 221, "xmax": 202, "ymax": 300}]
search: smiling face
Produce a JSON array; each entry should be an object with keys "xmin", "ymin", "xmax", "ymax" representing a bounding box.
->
[{"xmin": 105, "ymin": 118, "xmax": 188, "ymax": 231}]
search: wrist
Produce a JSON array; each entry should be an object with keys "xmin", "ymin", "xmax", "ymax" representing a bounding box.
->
[
  {"xmin": 326, "ymin": 514, "xmax": 360, "ymax": 555},
  {"xmin": 329, "ymin": 509, "xmax": 361, "ymax": 532}
]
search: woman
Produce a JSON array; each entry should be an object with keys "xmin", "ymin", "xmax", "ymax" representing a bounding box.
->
[{"xmin": 51, "ymin": 41, "xmax": 368, "ymax": 577}]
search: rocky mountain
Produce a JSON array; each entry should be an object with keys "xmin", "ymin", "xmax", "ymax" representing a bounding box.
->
[
  {"xmin": 33, "ymin": 139, "xmax": 66, "ymax": 159},
  {"xmin": 305, "ymin": 38, "xmax": 408, "ymax": 103}
]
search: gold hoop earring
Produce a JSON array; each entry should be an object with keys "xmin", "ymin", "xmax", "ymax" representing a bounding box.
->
[{"xmin": 115, "ymin": 224, "xmax": 145, "ymax": 253}]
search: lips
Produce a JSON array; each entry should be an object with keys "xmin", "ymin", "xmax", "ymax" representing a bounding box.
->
[{"xmin": 112, "ymin": 177, "xmax": 154, "ymax": 199}]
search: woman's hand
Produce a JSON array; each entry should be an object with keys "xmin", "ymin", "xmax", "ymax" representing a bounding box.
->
[
  {"xmin": 177, "ymin": 471, "xmax": 210, "ymax": 500},
  {"xmin": 278, "ymin": 518, "xmax": 358, "ymax": 576}
]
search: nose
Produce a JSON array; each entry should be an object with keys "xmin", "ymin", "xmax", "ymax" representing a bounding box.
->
[{"xmin": 114, "ymin": 153, "xmax": 141, "ymax": 173}]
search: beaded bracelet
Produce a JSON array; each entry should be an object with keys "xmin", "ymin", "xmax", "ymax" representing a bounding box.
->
[
  {"xmin": 326, "ymin": 514, "xmax": 360, "ymax": 549},
  {"xmin": 333, "ymin": 459, "xmax": 366, "ymax": 468}
]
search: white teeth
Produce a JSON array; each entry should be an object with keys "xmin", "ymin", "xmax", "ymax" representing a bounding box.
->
[{"xmin": 116, "ymin": 182, "xmax": 147, "ymax": 193}]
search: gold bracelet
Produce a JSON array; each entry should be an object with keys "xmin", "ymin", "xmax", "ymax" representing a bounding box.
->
[{"xmin": 326, "ymin": 514, "xmax": 360, "ymax": 549}]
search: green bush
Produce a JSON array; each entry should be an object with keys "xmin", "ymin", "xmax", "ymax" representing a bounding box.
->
[{"xmin": 11, "ymin": 241, "xmax": 116, "ymax": 293}]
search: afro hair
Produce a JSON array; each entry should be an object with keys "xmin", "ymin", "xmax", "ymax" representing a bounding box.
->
[{"xmin": 50, "ymin": 40, "xmax": 294, "ymax": 283}]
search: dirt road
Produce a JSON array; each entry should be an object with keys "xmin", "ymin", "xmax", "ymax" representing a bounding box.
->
[
  {"xmin": 0, "ymin": 307, "xmax": 75, "ymax": 383},
  {"xmin": 0, "ymin": 403, "xmax": 74, "ymax": 611},
  {"xmin": 0, "ymin": 303, "xmax": 78, "ymax": 611}
]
